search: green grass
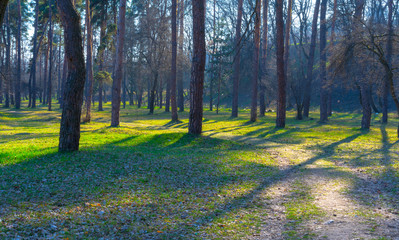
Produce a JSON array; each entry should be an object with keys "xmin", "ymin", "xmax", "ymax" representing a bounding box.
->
[{"xmin": 1, "ymin": 102, "xmax": 398, "ymax": 239}]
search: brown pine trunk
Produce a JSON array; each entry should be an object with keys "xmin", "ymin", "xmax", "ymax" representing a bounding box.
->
[
  {"xmin": 250, "ymin": 0, "xmax": 261, "ymax": 122},
  {"xmin": 383, "ymin": 0, "xmax": 393, "ymax": 124},
  {"xmin": 319, "ymin": 0, "xmax": 328, "ymax": 122},
  {"xmin": 360, "ymin": 84, "xmax": 371, "ymax": 129},
  {"xmin": 84, "ymin": 0, "xmax": 94, "ymax": 122},
  {"xmin": 170, "ymin": 0, "xmax": 178, "ymax": 121},
  {"xmin": 188, "ymin": 0, "xmax": 206, "ymax": 135},
  {"xmin": 177, "ymin": 0, "xmax": 184, "ymax": 112},
  {"xmin": 259, "ymin": 0, "xmax": 269, "ymax": 117},
  {"xmin": 15, "ymin": 0, "xmax": 21, "ymax": 109},
  {"xmin": 328, "ymin": 0, "xmax": 338, "ymax": 117},
  {"xmin": 111, "ymin": 0, "xmax": 127, "ymax": 127},
  {"xmin": 48, "ymin": 0, "xmax": 54, "ymax": 111},
  {"xmin": 98, "ymin": 2, "xmax": 108, "ymax": 111},
  {"xmin": 302, "ymin": 0, "xmax": 321, "ymax": 118},
  {"xmin": 31, "ymin": 0, "xmax": 39, "ymax": 108},
  {"xmin": 4, "ymin": 6, "xmax": 10, "ymax": 108},
  {"xmin": 275, "ymin": 0, "xmax": 286, "ymax": 128},
  {"xmin": 57, "ymin": 0, "xmax": 86, "ymax": 152},
  {"xmin": 231, "ymin": 0, "xmax": 244, "ymax": 118}
]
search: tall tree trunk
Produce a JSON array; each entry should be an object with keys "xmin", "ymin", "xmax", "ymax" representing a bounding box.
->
[
  {"xmin": 57, "ymin": 0, "xmax": 86, "ymax": 152},
  {"xmin": 43, "ymin": 44, "xmax": 49, "ymax": 105},
  {"xmin": 84, "ymin": 0, "xmax": 94, "ymax": 122},
  {"xmin": 31, "ymin": 0, "xmax": 39, "ymax": 108},
  {"xmin": 275, "ymin": 0, "xmax": 286, "ymax": 128},
  {"xmin": 111, "ymin": 0, "xmax": 127, "ymax": 127},
  {"xmin": 259, "ymin": 0, "xmax": 269, "ymax": 117},
  {"xmin": 360, "ymin": 84, "xmax": 372, "ymax": 129},
  {"xmin": 188, "ymin": 0, "xmax": 206, "ymax": 135},
  {"xmin": 15, "ymin": 0, "xmax": 21, "ymax": 109},
  {"xmin": 231, "ymin": 0, "xmax": 244, "ymax": 118},
  {"xmin": 98, "ymin": 1, "xmax": 108, "ymax": 111},
  {"xmin": 386, "ymin": 0, "xmax": 399, "ymax": 137},
  {"xmin": 177, "ymin": 0, "xmax": 185, "ymax": 112},
  {"xmin": 48, "ymin": 1, "xmax": 54, "ymax": 111},
  {"xmin": 284, "ymin": 0, "xmax": 293, "ymax": 76},
  {"xmin": 328, "ymin": 0, "xmax": 338, "ymax": 116},
  {"xmin": 302, "ymin": 0, "xmax": 321, "ymax": 118},
  {"xmin": 383, "ymin": 0, "xmax": 393, "ymax": 124},
  {"xmin": 4, "ymin": 6, "xmax": 10, "ymax": 108},
  {"xmin": 250, "ymin": 0, "xmax": 261, "ymax": 122},
  {"xmin": 319, "ymin": 0, "xmax": 328, "ymax": 122},
  {"xmin": 170, "ymin": 0, "xmax": 178, "ymax": 121}
]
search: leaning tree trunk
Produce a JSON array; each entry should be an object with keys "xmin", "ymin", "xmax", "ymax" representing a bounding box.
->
[
  {"xmin": 111, "ymin": 0, "xmax": 127, "ymax": 127},
  {"xmin": 170, "ymin": 0, "xmax": 178, "ymax": 121},
  {"xmin": 250, "ymin": 0, "xmax": 261, "ymax": 122},
  {"xmin": 57, "ymin": 0, "xmax": 86, "ymax": 152},
  {"xmin": 302, "ymin": 0, "xmax": 321, "ymax": 118},
  {"xmin": 275, "ymin": 0, "xmax": 286, "ymax": 128},
  {"xmin": 231, "ymin": 0, "xmax": 244, "ymax": 118},
  {"xmin": 84, "ymin": 0, "xmax": 94, "ymax": 122},
  {"xmin": 319, "ymin": 0, "xmax": 328, "ymax": 122},
  {"xmin": 259, "ymin": 0, "xmax": 269, "ymax": 117},
  {"xmin": 188, "ymin": 0, "xmax": 206, "ymax": 135}
]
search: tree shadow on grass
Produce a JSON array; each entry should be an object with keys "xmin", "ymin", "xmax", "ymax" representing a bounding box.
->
[{"xmin": 0, "ymin": 133, "xmax": 277, "ymax": 239}]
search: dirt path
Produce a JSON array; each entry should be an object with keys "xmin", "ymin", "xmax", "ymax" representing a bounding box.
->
[{"xmin": 206, "ymin": 131, "xmax": 399, "ymax": 240}]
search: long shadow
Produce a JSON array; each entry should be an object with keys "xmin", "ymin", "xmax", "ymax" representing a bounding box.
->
[
  {"xmin": 0, "ymin": 133, "xmax": 277, "ymax": 238},
  {"xmin": 162, "ymin": 132, "xmax": 364, "ymax": 236}
]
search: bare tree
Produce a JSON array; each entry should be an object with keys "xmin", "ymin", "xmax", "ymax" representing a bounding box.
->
[
  {"xmin": 259, "ymin": 0, "xmax": 269, "ymax": 116},
  {"xmin": 15, "ymin": 0, "xmax": 21, "ymax": 109},
  {"xmin": 302, "ymin": 0, "xmax": 320, "ymax": 118}
]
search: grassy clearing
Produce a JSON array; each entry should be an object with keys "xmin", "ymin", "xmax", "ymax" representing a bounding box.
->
[{"xmin": 1, "ymin": 103, "xmax": 398, "ymax": 239}]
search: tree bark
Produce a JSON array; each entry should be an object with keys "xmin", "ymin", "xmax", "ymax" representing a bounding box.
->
[
  {"xmin": 276, "ymin": 0, "xmax": 286, "ymax": 128},
  {"xmin": 15, "ymin": 0, "xmax": 21, "ymax": 109},
  {"xmin": 57, "ymin": 0, "xmax": 86, "ymax": 152},
  {"xmin": 31, "ymin": 0, "xmax": 39, "ymax": 108},
  {"xmin": 383, "ymin": 0, "xmax": 393, "ymax": 124},
  {"xmin": 84, "ymin": 0, "xmax": 94, "ymax": 122},
  {"xmin": 302, "ymin": 0, "xmax": 321, "ymax": 118},
  {"xmin": 170, "ymin": 0, "xmax": 178, "ymax": 121},
  {"xmin": 188, "ymin": 0, "xmax": 206, "ymax": 135},
  {"xmin": 319, "ymin": 0, "xmax": 328, "ymax": 122},
  {"xmin": 4, "ymin": 6, "xmax": 10, "ymax": 108},
  {"xmin": 259, "ymin": 0, "xmax": 269, "ymax": 117},
  {"xmin": 98, "ymin": 1, "xmax": 108, "ymax": 111},
  {"xmin": 111, "ymin": 0, "xmax": 127, "ymax": 127},
  {"xmin": 231, "ymin": 0, "xmax": 244, "ymax": 118},
  {"xmin": 47, "ymin": 0, "xmax": 54, "ymax": 111},
  {"xmin": 250, "ymin": 0, "xmax": 261, "ymax": 122},
  {"xmin": 177, "ymin": 0, "xmax": 184, "ymax": 112}
]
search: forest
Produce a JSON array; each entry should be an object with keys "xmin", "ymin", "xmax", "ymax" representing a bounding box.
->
[{"xmin": 0, "ymin": 0, "xmax": 399, "ymax": 238}]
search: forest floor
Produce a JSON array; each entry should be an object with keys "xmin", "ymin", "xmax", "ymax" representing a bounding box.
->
[{"xmin": 0, "ymin": 103, "xmax": 398, "ymax": 239}]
